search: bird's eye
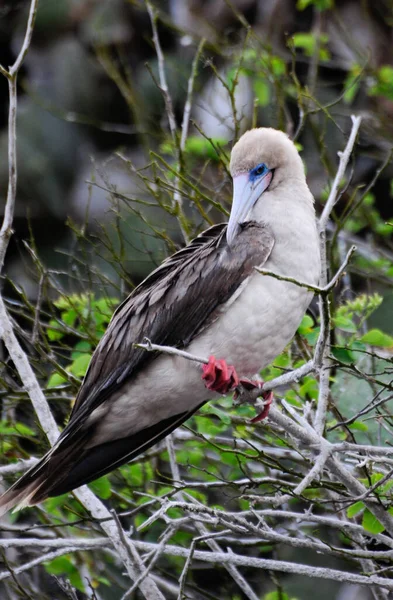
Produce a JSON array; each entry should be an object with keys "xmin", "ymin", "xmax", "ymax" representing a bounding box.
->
[{"xmin": 249, "ymin": 163, "xmax": 267, "ymax": 181}]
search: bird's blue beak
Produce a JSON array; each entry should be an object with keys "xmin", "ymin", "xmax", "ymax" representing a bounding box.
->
[{"xmin": 226, "ymin": 169, "xmax": 273, "ymax": 246}]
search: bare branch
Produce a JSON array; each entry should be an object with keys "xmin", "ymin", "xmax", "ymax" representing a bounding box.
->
[
  {"xmin": 180, "ymin": 39, "xmax": 206, "ymax": 153},
  {"xmin": 0, "ymin": 0, "xmax": 40, "ymax": 271},
  {"xmin": 131, "ymin": 539, "xmax": 393, "ymax": 591},
  {"xmin": 319, "ymin": 115, "xmax": 362, "ymax": 230},
  {"xmin": 146, "ymin": 1, "xmax": 177, "ymax": 142},
  {"xmin": 165, "ymin": 434, "xmax": 260, "ymax": 600},
  {"xmin": 135, "ymin": 338, "xmax": 208, "ymax": 364},
  {"xmin": 314, "ymin": 116, "xmax": 362, "ymax": 436}
]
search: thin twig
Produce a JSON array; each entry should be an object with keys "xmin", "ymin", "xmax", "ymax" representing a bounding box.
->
[
  {"xmin": 165, "ymin": 436, "xmax": 260, "ymax": 600},
  {"xmin": 180, "ymin": 39, "xmax": 206, "ymax": 154},
  {"xmin": 0, "ymin": 0, "xmax": 40, "ymax": 271},
  {"xmin": 314, "ymin": 115, "xmax": 362, "ymax": 435},
  {"xmin": 256, "ymin": 245, "xmax": 356, "ymax": 295},
  {"xmin": 146, "ymin": 1, "xmax": 177, "ymax": 142},
  {"xmin": 146, "ymin": 2, "xmax": 195, "ymax": 245}
]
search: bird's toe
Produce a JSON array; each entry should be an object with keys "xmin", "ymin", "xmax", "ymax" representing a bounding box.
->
[
  {"xmin": 201, "ymin": 355, "xmax": 240, "ymax": 394},
  {"xmin": 249, "ymin": 390, "xmax": 273, "ymax": 422}
]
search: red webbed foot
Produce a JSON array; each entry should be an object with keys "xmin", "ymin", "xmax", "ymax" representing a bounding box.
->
[
  {"xmin": 201, "ymin": 356, "xmax": 273, "ymax": 421},
  {"xmin": 201, "ymin": 355, "xmax": 239, "ymax": 394}
]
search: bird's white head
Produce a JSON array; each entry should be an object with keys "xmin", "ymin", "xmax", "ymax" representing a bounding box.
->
[{"xmin": 227, "ymin": 128, "xmax": 306, "ymax": 246}]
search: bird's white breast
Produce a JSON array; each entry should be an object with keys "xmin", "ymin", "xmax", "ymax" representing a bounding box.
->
[{"xmin": 190, "ymin": 190, "xmax": 320, "ymax": 374}]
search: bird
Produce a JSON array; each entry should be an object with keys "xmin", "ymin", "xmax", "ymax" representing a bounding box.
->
[{"xmin": 0, "ymin": 127, "xmax": 320, "ymax": 515}]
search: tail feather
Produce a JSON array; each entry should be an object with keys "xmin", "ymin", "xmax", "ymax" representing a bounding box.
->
[
  {"xmin": 0, "ymin": 481, "xmax": 41, "ymax": 516},
  {"xmin": 48, "ymin": 406, "xmax": 201, "ymax": 497},
  {"xmin": 0, "ymin": 404, "xmax": 204, "ymax": 516},
  {"xmin": 0, "ymin": 433, "xmax": 88, "ymax": 517}
]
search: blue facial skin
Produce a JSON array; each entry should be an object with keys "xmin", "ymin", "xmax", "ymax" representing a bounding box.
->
[{"xmin": 249, "ymin": 162, "xmax": 269, "ymax": 183}]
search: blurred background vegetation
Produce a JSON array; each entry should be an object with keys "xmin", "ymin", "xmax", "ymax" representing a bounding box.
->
[{"xmin": 1, "ymin": 0, "xmax": 393, "ymax": 599}]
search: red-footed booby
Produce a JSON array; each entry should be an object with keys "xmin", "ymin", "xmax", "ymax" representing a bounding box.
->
[{"xmin": 0, "ymin": 128, "xmax": 320, "ymax": 514}]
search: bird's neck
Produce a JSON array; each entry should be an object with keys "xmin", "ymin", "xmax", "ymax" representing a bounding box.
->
[{"xmin": 251, "ymin": 180, "xmax": 320, "ymax": 284}]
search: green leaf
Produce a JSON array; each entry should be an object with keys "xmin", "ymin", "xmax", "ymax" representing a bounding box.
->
[
  {"xmin": 89, "ymin": 476, "xmax": 111, "ymax": 499},
  {"xmin": 299, "ymin": 377, "xmax": 319, "ymax": 400},
  {"xmin": 348, "ymin": 421, "xmax": 368, "ymax": 432},
  {"xmin": 61, "ymin": 308, "xmax": 77, "ymax": 327},
  {"xmin": 45, "ymin": 555, "xmax": 75, "ymax": 575},
  {"xmin": 226, "ymin": 67, "xmax": 237, "ymax": 90},
  {"xmin": 331, "ymin": 346, "xmax": 354, "ymax": 364},
  {"xmin": 271, "ymin": 56, "xmax": 286, "ymax": 76},
  {"xmin": 47, "ymin": 319, "xmax": 64, "ymax": 341},
  {"xmin": 298, "ymin": 314, "xmax": 314, "ymax": 335},
  {"xmin": 343, "ymin": 293, "xmax": 382, "ymax": 315},
  {"xmin": 47, "ymin": 372, "xmax": 68, "ymax": 388},
  {"xmin": 297, "ymin": 0, "xmax": 333, "ymax": 9},
  {"xmin": 14, "ymin": 422, "xmax": 36, "ymax": 436},
  {"xmin": 369, "ymin": 65, "xmax": 393, "ymax": 101},
  {"xmin": 0, "ymin": 421, "xmax": 36, "ymax": 437},
  {"xmin": 44, "ymin": 493, "xmax": 69, "ymax": 514},
  {"xmin": 292, "ymin": 33, "xmax": 315, "ymax": 55},
  {"xmin": 68, "ymin": 353, "xmax": 92, "ymax": 377},
  {"xmin": 264, "ymin": 592, "xmax": 294, "ymax": 600},
  {"xmin": 359, "ymin": 329, "xmax": 393, "ymax": 348},
  {"xmin": 69, "ymin": 570, "xmax": 84, "ymax": 592},
  {"xmin": 200, "ymin": 404, "xmax": 231, "ymax": 425},
  {"xmin": 253, "ymin": 80, "xmax": 270, "ymax": 106},
  {"xmin": 71, "ymin": 340, "xmax": 92, "ymax": 359},
  {"xmin": 195, "ymin": 415, "xmax": 227, "ymax": 436},
  {"xmin": 54, "ymin": 293, "xmax": 89, "ymax": 311},
  {"xmin": 304, "ymin": 326, "xmax": 320, "ymax": 345},
  {"xmin": 344, "ymin": 77, "xmax": 360, "ymax": 104},
  {"xmin": 362, "ymin": 509, "xmax": 385, "ymax": 534},
  {"xmin": 291, "ymin": 31, "xmax": 330, "ymax": 60},
  {"xmin": 359, "ymin": 473, "xmax": 382, "ymax": 486},
  {"xmin": 94, "ymin": 296, "xmax": 118, "ymax": 318},
  {"xmin": 333, "ymin": 315, "xmax": 357, "ymax": 333},
  {"xmin": 347, "ymin": 501, "xmax": 365, "ymax": 518},
  {"xmin": 185, "ymin": 136, "xmax": 228, "ymax": 161}
]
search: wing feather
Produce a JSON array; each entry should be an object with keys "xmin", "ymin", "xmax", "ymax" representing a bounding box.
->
[
  {"xmin": 69, "ymin": 221, "xmax": 274, "ymax": 426},
  {"xmin": 0, "ymin": 221, "xmax": 274, "ymax": 511}
]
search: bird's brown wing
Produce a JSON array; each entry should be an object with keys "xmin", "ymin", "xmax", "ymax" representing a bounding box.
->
[
  {"xmin": 0, "ymin": 222, "xmax": 274, "ymax": 511},
  {"xmin": 68, "ymin": 221, "xmax": 274, "ymax": 427}
]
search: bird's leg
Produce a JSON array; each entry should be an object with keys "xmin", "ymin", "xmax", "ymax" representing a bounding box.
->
[{"xmin": 201, "ymin": 356, "xmax": 273, "ymax": 420}]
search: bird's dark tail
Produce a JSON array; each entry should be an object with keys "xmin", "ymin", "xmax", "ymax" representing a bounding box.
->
[
  {"xmin": 0, "ymin": 404, "xmax": 204, "ymax": 516},
  {"xmin": 0, "ymin": 433, "xmax": 88, "ymax": 517}
]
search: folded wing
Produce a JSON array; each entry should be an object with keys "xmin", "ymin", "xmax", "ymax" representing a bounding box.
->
[{"xmin": 0, "ymin": 222, "xmax": 274, "ymax": 512}]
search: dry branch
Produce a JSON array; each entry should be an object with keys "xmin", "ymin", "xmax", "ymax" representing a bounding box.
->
[
  {"xmin": 314, "ymin": 115, "xmax": 362, "ymax": 435},
  {"xmin": 0, "ymin": 3, "xmax": 164, "ymax": 599}
]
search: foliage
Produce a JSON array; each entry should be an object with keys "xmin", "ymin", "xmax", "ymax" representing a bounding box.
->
[{"xmin": 46, "ymin": 293, "xmax": 118, "ymax": 387}]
